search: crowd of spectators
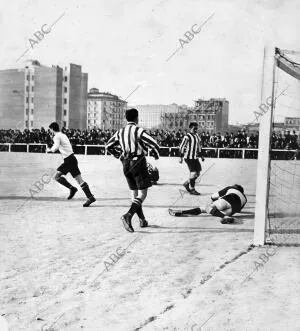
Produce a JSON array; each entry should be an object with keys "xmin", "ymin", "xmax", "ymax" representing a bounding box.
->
[
  {"xmin": 271, "ymin": 131, "xmax": 298, "ymax": 150},
  {"xmin": 149, "ymin": 130, "xmax": 260, "ymax": 148},
  {"xmin": 0, "ymin": 127, "xmax": 298, "ymax": 150},
  {"xmin": 0, "ymin": 128, "xmax": 113, "ymax": 146}
]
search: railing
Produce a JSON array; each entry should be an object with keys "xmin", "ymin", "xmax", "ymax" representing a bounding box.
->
[{"xmin": 0, "ymin": 143, "xmax": 298, "ymax": 160}]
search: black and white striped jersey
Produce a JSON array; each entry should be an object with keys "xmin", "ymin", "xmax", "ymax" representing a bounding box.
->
[
  {"xmin": 179, "ymin": 132, "xmax": 202, "ymax": 159},
  {"xmin": 106, "ymin": 122, "xmax": 160, "ymax": 159}
]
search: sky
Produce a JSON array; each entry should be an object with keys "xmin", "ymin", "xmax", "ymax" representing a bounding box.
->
[{"xmin": 0, "ymin": 0, "xmax": 300, "ymax": 124}]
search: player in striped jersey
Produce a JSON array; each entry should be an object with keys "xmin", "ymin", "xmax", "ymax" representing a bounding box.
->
[
  {"xmin": 169, "ymin": 184, "xmax": 247, "ymax": 224},
  {"xmin": 46, "ymin": 122, "xmax": 96, "ymax": 207},
  {"xmin": 106, "ymin": 108, "xmax": 160, "ymax": 233},
  {"xmin": 179, "ymin": 122, "xmax": 204, "ymax": 195}
]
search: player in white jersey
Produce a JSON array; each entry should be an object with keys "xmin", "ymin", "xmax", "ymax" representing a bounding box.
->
[
  {"xmin": 169, "ymin": 184, "xmax": 247, "ymax": 224},
  {"xmin": 46, "ymin": 122, "xmax": 96, "ymax": 207}
]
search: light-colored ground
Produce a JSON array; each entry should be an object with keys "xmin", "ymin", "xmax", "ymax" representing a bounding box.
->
[{"xmin": 0, "ymin": 153, "xmax": 299, "ymax": 331}]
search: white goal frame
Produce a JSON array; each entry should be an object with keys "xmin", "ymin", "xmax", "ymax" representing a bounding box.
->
[{"xmin": 253, "ymin": 45, "xmax": 277, "ymax": 246}]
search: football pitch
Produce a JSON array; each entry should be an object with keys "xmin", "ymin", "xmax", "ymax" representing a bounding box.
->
[{"xmin": 0, "ymin": 153, "xmax": 299, "ymax": 331}]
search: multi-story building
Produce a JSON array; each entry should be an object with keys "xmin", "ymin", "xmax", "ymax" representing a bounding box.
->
[
  {"xmin": 0, "ymin": 68, "xmax": 25, "ymax": 129},
  {"xmin": 161, "ymin": 98, "xmax": 229, "ymax": 133},
  {"xmin": 0, "ymin": 60, "xmax": 88, "ymax": 130},
  {"xmin": 191, "ymin": 98, "xmax": 229, "ymax": 133},
  {"xmin": 129, "ymin": 104, "xmax": 187, "ymax": 129},
  {"xmin": 160, "ymin": 111, "xmax": 190, "ymax": 130},
  {"xmin": 87, "ymin": 89, "xmax": 127, "ymax": 130},
  {"xmin": 64, "ymin": 64, "xmax": 88, "ymax": 130},
  {"xmin": 284, "ymin": 117, "xmax": 300, "ymax": 133}
]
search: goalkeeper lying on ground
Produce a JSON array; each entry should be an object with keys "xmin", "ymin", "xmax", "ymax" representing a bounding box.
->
[{"xmin": 169, "ymin": 184, "xmax": 247, "ymax": 224}]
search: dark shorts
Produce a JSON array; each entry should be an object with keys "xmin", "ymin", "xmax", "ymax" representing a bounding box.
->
[
  {"xmin": 57, "ymin": 153, "xmax": 81, "ymax": 178},
  {"xmin": 122, "ymin": 156, "xmax": 152, "ymax": 190},
  {"xmin": 184, "ymin": 158, "xmax": 202, "ymax": 173}
]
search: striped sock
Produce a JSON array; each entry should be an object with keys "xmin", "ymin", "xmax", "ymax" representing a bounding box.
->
[{"xmin": 128, "ymin": 198, "xmax": 142, "ymax": 217}]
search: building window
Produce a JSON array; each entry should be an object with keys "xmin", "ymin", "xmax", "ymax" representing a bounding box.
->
[
  {"xmin": 26, "ymin": 86, "xmax": 29, "ymax": 92},
  {"xmin": 26, "ymin": 75, "xmax": 30, "ymax": 81},
  {"xmin": 32, "ymin": 75, "xmax": 34, "ymax": 80},
  {"xmin": 31, "ymin": 86, "xmax": 34, "ymax": 92},
  {"xmin": 64, "ymin": 76, "xmax": 67, "ymax": 82},
  {"xmin": 64, "ymin": 109, "xmax": 67, "ymax": 116},
  {"xmin": 64, "ymin": 87, "xmax": 67, "ymax": 93},
  {"xmin": 26, "ymin": 109, "xmax": 29, "ymax": 115},
  {"xmin": 31, "ymin": 97, "xmax": 34, "ymax": 103},
  {"xmin": 30, "ymin": 121, "xmax": 33, "ymax": 127},
  {"xmin": 63, "ymin": 121, "xmax": 66, "ymax": 127},
  {"xmin": 31, "ymin": 109, "xmax": 34, "ymax": 115},
  {"xmin": 64, "ymin": 98, "xmax": 67, "ymax": 104},
  {"xmin": 25, "ymin": 120, "xmax": 29, "ymax": 127},
  {"xmin": 26, "ymin": 97, "xmax": 29, "ymax": 103}
]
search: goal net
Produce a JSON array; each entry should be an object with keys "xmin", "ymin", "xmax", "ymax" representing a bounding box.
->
[
  {"xmin": 255, "ymin": 47, "xmax": 300, "ymax": 246},
  {"xmin": 267, "ymin": 48, "xmax": 300, "ymax": 245}
]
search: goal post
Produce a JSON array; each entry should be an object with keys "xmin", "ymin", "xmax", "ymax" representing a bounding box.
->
[
  {"xmin": 253, "ymin": 45, "xmax": 276, "ymax": 246},
  {"xmin": 253, "ymin": 46, "xmax": 300, "ymax": 246}
]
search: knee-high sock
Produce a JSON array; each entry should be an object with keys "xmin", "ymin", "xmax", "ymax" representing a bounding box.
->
[
  {"xmin": 181, "ymin": 207, "xmax": 201, "ymax": 215},
  {"xmin": 57, "ymin": 176, "xmax": 73, "ymax": 189},
  {"xmin": 80, "ymin": 182, "xmax": 93, "ymax": 199},
  {"xmin": 189, "ymin": 178, "xmax": 196, "ymax": 189},
  {"xmin": 128, "ymin": 198, "xmax": 142, "ymax": 218},
  {"xmin": 136, "ymin": 205, "xmax": 145, "ymax": 220}
]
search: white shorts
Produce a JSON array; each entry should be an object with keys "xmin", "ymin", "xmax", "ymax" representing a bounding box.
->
[{"xmin": 207, "ymin": 198, "xmax": 233, "ymax": 216}]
